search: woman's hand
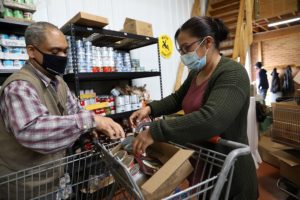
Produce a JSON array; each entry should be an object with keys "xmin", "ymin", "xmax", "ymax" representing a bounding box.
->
[
  {"xmin": 132, "ymin": 128, "xmax": 154, "ymax": 155},
  {"xmin": 129, "ymin": 106, "xmax": 151, "ymax": 127}
]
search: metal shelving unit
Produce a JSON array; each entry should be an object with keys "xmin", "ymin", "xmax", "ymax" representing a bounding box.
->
[
  {"xmin": 0, "ymin": 21, "xmax": 163, "ymax": 120},
  {"xmin": 63, "ymin": 71, "xmax": 161, "ymax": 82},
  {"xmin": 0, "ymin": 18, "xmax": 31, "ymax": 35},
  {"xmin": 61, "ymin": 23, "xmax": 163, "ymax": 119}
]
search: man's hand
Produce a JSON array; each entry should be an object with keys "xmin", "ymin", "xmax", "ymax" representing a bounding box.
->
[
  {"xmin": 94, "ymin": 115, "xmax": 125, "ymax": 139},
  {"xmin": 132, "ymin": 128, "xmax": 154, "ymax": 155}
]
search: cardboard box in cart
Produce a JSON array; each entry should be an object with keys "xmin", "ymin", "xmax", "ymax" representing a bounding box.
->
[
  {"xmin": 123, "ymin": 18, "xmax": 153, "ymax": 37},
  {"xmin": 112, "ymin": 142, "xmax": 194, "ymax": 200}
]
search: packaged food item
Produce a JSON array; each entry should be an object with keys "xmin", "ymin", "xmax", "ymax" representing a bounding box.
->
[
  {"xmin": 3, "ymin": 60, "xmax": 14, "ymax": 67},
  {"xmin": 3, "ymin": 8, "xmax": 13, "ymax": 18},
  {"xmin": 13, "ymin": 10, "xmax": 24, "ymax": 19},
  {"xmin": 23, "ymin": 12, "xmax": 33, "ymax": 20}
]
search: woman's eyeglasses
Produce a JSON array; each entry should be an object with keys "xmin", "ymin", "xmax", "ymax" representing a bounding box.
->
[{"xmin": 175, "ymin": 38, "xmax": 203, "ymax": 54}]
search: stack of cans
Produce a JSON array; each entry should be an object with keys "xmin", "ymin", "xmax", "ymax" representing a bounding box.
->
[
  {"xmin": 113, "ymin": 51, "xmax": 132, "ymax": 72},
  {"xmin": 76, "ymin": 40, "xmax": 86, "ymax": 72},
  {"xmin": 101, "ymin": 47, "xmax": 115, "ymax": 72},
  {"xmin": 66, "ymin": 37, "xmax": 149, "ymax": 73},
  {"xmin": 66, "ymin": 36, "xmax": 73, "ymax": 73},
  {"xmin": 92, "ymin": 46, "xmax": 102, "ymax": 72},
  {"xmin": 123, "ymin": 53, "xmax": 132, "ymax": 72},
  {"xmin": 84, "ymin": 41, "xmax": 93, "ymax": 72},
  {"xmin": 131, "ymin": 59, "xmax": 140, "ymax": 72},
  {"xmin": 114, "ymin": 52, "xmax": 123, "ymax": 72}
]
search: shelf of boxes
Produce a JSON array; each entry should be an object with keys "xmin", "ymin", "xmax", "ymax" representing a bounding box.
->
[
  {"xmin": 0, "ymin": 52, "xmax": 28, "ymax": 60},
  {"xmin": 0, "ymin": 38, "xmax": 26, "ymax": 47},
  {"xmin": 0, "ymin": 67, "xmax": 21, "ymax": 72}
]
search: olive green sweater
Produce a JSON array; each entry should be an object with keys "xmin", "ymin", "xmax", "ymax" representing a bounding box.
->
[{"xmin": 149, "ymin": 56, "xmax": 258, "ymax": 199}]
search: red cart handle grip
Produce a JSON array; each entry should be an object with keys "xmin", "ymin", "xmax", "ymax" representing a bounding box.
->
[{"xmin": 208, "ymin": 136, "xmax": 221, "ymax": 144}]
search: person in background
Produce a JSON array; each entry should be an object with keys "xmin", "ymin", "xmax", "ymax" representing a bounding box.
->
[
  {"xmin": 271, "ymin": 68, "xmax": 280, "ymax": 93},
  {"xmin": 0, "ymin": 22, "xmax": 124, "ymax": 198},
  {"xmin": 255, "ymin": 61, "xmax": 269, "ymax": 100},
  {"xmin": 130, "ymin": 16, "xmax": 258, "ymax": 199}
]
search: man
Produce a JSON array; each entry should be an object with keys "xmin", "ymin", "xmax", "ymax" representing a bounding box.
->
[
  {"xmin": 0, "ymin": 22, "xmax": 124, "ymax": 199},
  {"xmin": 255, "ymin": 61, "xmax": 269, "ymax": 100}
]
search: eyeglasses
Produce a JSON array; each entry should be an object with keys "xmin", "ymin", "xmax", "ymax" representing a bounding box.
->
[{"xmin": 175, "ymin": 38, "xmax": 204, "ymax": 54}]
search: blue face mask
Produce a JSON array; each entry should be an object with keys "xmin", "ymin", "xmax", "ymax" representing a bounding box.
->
[{"xmin": 180, "ymin": 39, "xmax": 207, "ymax": 71}]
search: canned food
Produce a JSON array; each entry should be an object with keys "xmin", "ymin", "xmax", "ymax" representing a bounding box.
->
[
  {"xmin": 84, "ymin": 41, "xmax": 92, "ymax": 46},
  {"xmin": 115, "ymin": 96, "xmax": 125, "ymax": 106},
  {"xmin": 105, "ymin": 107, "xmax": 111, "ymax": 115},
  {"xmin": 131, "ymin": 103, "xmax": 141, "ymax": 110},
  {"xmin": 0, "ymin": 34, "xmax": 9, "ymax": 40},
  {"xmin": 23, "ymin": 12, "xmax": 33, "ymax": 20},
  {"xmin": 110, "ymin": 88, "xmax": 120, "ymax": 97},
  {"xmin": 2, "ymin": 47, "xmax": 12, "ymax": 53},
  {"xmin": 94, "ymin": 109, "xmax": 101, "ymax": 115},
  {"xmin": 12, "ymin": 47, "xmax": 21, "ymax": 53},
  {"xmin": 103, "ymin": 66, "xmax": 111, "ymax": 72},
  {"xmin": 114, "ymin": 150, "xmax": 127, "ymax": 161},
  {"xmin": 125, "ymin": 104, "xmax": 131, "ymax": 112},
  {"xmin": 13, "ymin": 60, "xmax": 22, "ymax": 68},
  {"xmin": 130, "ymin": 164, "xmax": 147, "ymax": 186},
  {"xmin": 92, "ymin": 67, "xmax": 100, "ymax": 72},
  {"xmin": 3, "ymin": 60, "xmax": 14, "ymax": 67},
  {"xmin": 116, "ymin": 105, "xmax": 125, "ymax": 113},
  {"xmin": 130, "ymin": 95, "xmax": 139, "ymax": 104},
  {"xmin": 122, "ymin": 155, "xmax": 134, "ymax": 170},
  {"xmin": 99, "ymin": 108, "xmax": 106, "ymax": 116},
  {"xmin": 124, "ymin": 95, "xmax": 130, "ymax": 105},
  {"xmin": 110, "ymin": 106, "xmax": 116, "ymax": 114},
  {"xmin": 9, "ymin": 34, "xmax": 17, "ymax": 40}
]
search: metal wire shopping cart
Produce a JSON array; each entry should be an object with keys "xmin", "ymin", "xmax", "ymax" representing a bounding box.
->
[
  {"xmin": 0, "ymin": 122, "xmax": 251, "ymax": 200},
  {"xmin": 92, "ymin": 122, "xmax": 252, "ymax": 200},
  {"xmin": 0, "ymin": 142, "xmax": 119, "ymax": 200}
]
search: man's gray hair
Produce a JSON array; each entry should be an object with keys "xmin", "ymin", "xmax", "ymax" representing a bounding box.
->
[{"xmin": 25, "ymin": 22, "xmax": 60, "ymax": 47}]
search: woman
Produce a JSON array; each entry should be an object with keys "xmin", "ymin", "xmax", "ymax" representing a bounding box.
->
[{"xmin": 130, "ymin": 16, "xmax": 258, "ymax": 199}]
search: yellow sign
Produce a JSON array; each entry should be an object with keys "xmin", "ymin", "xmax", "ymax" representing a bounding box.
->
[{"xmin": 158, "ymin": 34, "xmax": 173, "ymax": 59}]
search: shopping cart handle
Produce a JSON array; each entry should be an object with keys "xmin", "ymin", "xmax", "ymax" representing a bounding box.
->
[{"xmin": 208, "ymin": 136, "xmax": 221, "ymax": 144}]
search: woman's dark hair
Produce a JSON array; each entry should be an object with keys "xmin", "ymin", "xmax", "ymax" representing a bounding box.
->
[{"xmin": 175, "ymin": 16, "xmax": 229, "ymax": 49}]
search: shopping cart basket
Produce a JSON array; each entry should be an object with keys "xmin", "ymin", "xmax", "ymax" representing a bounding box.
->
[
  {"xmin": 93, "ymin": 122, "xmax": 252, "ymax": 200},
  {"xmin": 0, "ymin": 142, "xmax": 119, "ymax": 200}
]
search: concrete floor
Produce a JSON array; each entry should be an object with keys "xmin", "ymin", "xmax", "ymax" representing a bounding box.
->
[{"xmin": 257, "ymin": 162, "xmax": 290, "ymax": 200}]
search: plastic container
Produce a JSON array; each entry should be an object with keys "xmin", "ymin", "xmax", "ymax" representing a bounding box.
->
[
  {"xmin": 3, "ymin": 8, "xmax": 13, "ymax": 18},
  {"xmin": 13, "ymin": 10, "xmax": 24, "ymax": 19}
]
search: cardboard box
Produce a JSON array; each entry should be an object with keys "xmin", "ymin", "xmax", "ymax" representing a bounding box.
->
[
  {"xmin": 273, "ymin": 149, "xmax": 300, "ymax": 187},
  {"xmin": 258, "ymin": 136, "xmax": 290, "ymax": 167},
  {"xmin": 61, "ymin": 12, "xmax": 108, "ymax": 30},
  {"xmin": 112, "ymin": 142, "xmax": 194, "ymax": 200},
  {"xmin": 123, "ymin": 18, "xmax": 153, "ymax": 37}
]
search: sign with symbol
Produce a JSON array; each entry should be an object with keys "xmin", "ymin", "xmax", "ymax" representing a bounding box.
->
[{"xmin": 158, "ymin": 34, "xmax": 173, "ymax": 59}]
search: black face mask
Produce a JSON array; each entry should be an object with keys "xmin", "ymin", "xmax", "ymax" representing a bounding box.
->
[{"xmin": 34, "ymin": 47, "xmax": 68, "ymax": 75}]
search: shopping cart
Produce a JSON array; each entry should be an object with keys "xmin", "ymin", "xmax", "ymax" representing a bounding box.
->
[
  {"xmin": 93, "ymin": 122, "xmax": 252, "ymax": 200},
  {"xmin": 0, "ymin": 142, "xmax": 119, "ymax": 200},
  {"xmin": 0, "ymin": 122, "xmax": 251, "ymax": 200}
]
